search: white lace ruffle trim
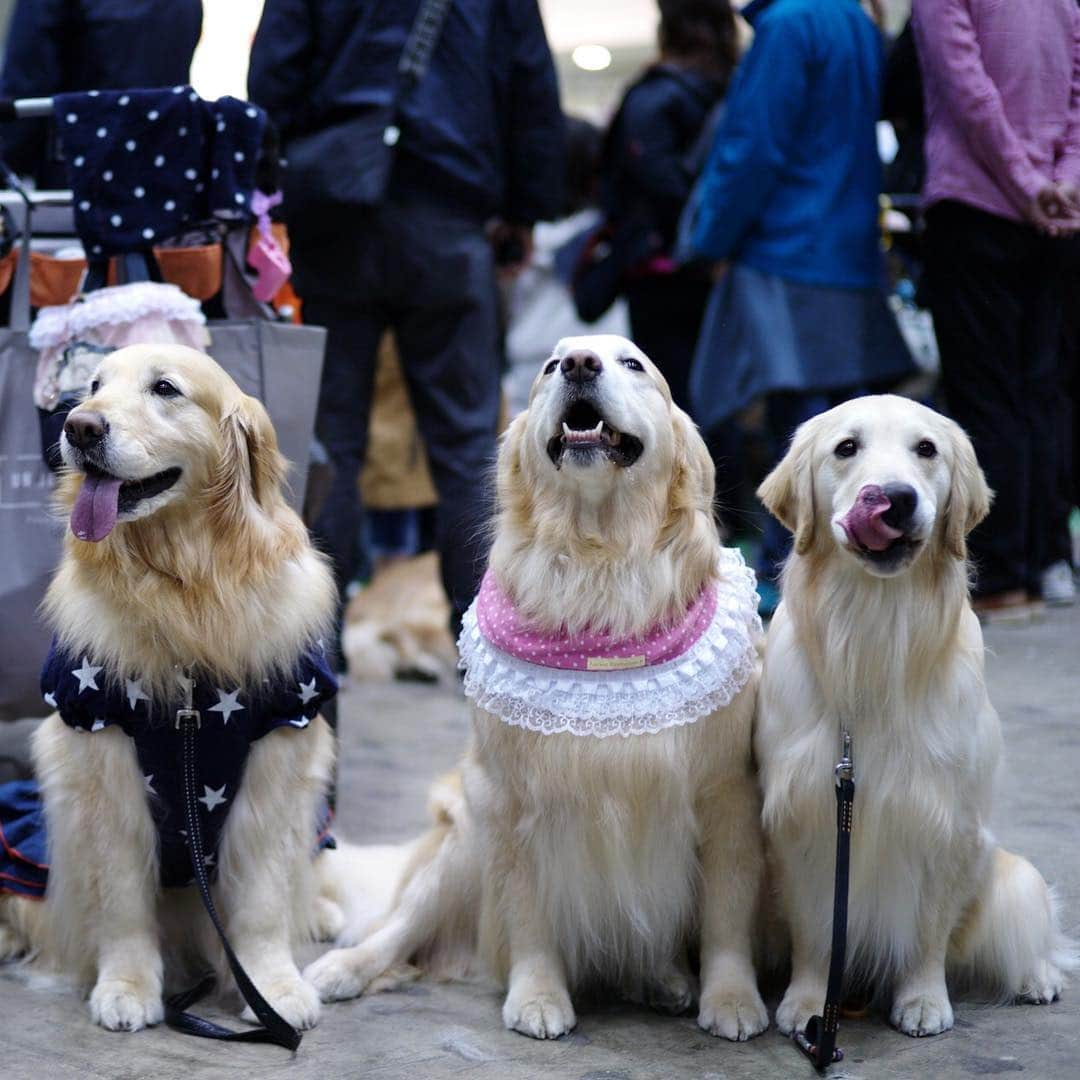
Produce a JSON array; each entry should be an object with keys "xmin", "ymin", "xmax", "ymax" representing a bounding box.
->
[
  {"xmin": 29, "ymin": 282, "xmax": 206, "ymax": 349},
  {"xmin": 458, "ymin": 549, "xmax": 762, "ymax": 738}
]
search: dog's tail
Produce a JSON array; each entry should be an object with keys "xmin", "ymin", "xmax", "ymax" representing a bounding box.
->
[
  {"xmin": 309, "ymin": 770, "xmax": 480, "ymax": 998},
  {"xmin": 949, "ymin": 846, "xmax": 1079, "ymax": 1003}
]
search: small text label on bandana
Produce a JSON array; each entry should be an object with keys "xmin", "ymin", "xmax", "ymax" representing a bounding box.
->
[{"xmin": 586, "ymin": 654, "xmax": 646, "ymax": 671}]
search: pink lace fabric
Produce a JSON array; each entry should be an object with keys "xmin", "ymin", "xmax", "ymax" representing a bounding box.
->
[
  {"xmin": 459, "ymin": 546, "xmax": 763, "ymax": 738},
  {"xmin": 476, "ymin": 571, "xmax": 718, "ymax": 672}
]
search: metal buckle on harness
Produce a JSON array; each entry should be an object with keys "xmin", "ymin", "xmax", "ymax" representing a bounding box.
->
[
  {"xmin": 175, "ymin": 708, "xmax": 201, "ymax": 731},
  {"xmin": 834, "ymin": 728, "xmax": 854, "ymax": 786}
]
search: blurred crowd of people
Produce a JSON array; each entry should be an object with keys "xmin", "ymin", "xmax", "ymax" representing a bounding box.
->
[{"xmin": 2, "ymin": 0, "xmax": 1078, "ymax": 644}]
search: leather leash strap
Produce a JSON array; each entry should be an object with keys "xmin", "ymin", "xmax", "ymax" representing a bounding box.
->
[
  {"xmin": 164, "ymin": 702, "xmax": 301, "ymax": 1050},
  {"xmin": 795, "ymin": 730, "xmax": 854, "ymax": 1071}
]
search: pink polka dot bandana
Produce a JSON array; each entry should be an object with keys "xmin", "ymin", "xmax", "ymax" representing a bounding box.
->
[{"xmin": 475, "ymin": 570, "xmax": 719, "ymax": 671}]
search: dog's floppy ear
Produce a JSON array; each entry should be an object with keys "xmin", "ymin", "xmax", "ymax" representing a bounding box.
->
[
  {"xmin": 211, "ymin": 392, "xmax": 286, "ymax": 520},
  {"xmin": 757, "ymin": 419, "xmax": 818, "ymax": 555},
  {"xmin": 942, "ymin": 420, "xmax": 992, "ymax": 559}
]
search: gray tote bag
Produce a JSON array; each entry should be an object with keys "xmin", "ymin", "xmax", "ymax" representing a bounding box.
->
[{"xmin": 0, "ymin": 206, "xmax": 62, "ymax": 721}]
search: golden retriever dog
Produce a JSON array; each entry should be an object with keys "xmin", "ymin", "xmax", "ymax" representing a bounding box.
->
[
  {"xmin": 304, "ymin": 334, "xmax": 769, "ymax": 1041},
  {"xmin": 0, "ymin": 343, "xmax": 345, "ymax": 1031},
  {"xmin": 755, "ymin": 395, "xmax": 1075, "ymax": 1038},
  {"xmin": 342, "ymin": 552, "xmax": 457, "ymax": 682}
]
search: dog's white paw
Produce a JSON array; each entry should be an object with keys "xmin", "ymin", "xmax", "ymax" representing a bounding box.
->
[
  {"xmin": 646, "ymin": 967, "xmax": 695, "ymax": 1015},
  {"xmin": 304, "ymin": 945, "xmax": 417, "ymax": 1002},
  {"xmin": 1017, "ymin": 961, "xmax": 1063, "ymax": 1005},
  {"xmin": 242, "ymin": 972, "xmax": 321, "ymax": 1030},
  {"xmin": 313, "ymin": 896, "xmax": 346, "ymax": 942},
  {"xmin": 775, "ymin": 981, "xmax": 825, "ymax": 1036},
  {"xmin": 89, "ymin": 976, "xmax": 164, "ymax": 1032},
  {"xmin": 890, "ymin": 990, "xmax": 954, "ymax": 1037},
  {"xmin": 502, "ymin": 984, "xmax": 576, "ymax": 1039},
  {"xmin": 698, "ymin": 982, "xmax": 769, "ymax": 1041},
  {"xmin": 0, "ymin": 924, "xmax": 27, "ymax": 961}
]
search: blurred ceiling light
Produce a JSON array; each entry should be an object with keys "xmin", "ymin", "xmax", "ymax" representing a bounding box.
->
[{"xmin": 572, "ymin": 44, "xmax": 612, "ymax": 71}]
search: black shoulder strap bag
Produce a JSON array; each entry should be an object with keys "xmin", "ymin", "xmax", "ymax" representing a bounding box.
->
[{"xmin": 283, "ymin": 0, "xmax": 454, "ymax": 217}]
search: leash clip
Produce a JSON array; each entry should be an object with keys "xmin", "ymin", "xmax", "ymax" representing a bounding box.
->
[
  {"xmin": 174, "ymin": 667, "xmax": 199, "ymax": 730},
  {"xmin": 834, "ymin": 728, "xmax": 853, "ymax": 786}
]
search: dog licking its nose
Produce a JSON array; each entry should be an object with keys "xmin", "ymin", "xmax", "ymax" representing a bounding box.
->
[
  {"xmin": 839, "ymin": 484, "xmax": 904, "ymax": 552},
  {"xmin": 560, "ymin": 350, "xmax": 602, "ymax": 384}
]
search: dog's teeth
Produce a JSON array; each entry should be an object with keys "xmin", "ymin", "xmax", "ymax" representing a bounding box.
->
[
  {"xmin": 592, "ymin": 421, "xmax": 603, "ymax": 436},
  {"xmin": 562, "ymin": 422, "xmax": 572, "ymax": 438},
  {"xmin": 609, "ymin": 430, "xmax": 620, "ymax": 445}
]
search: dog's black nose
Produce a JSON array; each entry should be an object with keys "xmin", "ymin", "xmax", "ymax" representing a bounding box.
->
[
  {"xmin": 881, "ymin": 483, "xmax": 918, "ymax": 527},
  {"xmin": 560, "ymin": 350, "xmax": 602, "ymax": 383},
  {"xmin": 63, "ymin": 411, "xmax": 108, "ymax": 450}
]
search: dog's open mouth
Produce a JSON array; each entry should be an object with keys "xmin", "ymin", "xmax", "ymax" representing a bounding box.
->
[
  {"xmin": 71, "ymin": 463, "xmax": 182, "ymax": 542},
  {"xmin": 852, "ymin": 534, "xmax": 922, "ymax": 569},
  {"xmin": 545, "ymin": 399, "xmax": 643, "ymax": 468}
]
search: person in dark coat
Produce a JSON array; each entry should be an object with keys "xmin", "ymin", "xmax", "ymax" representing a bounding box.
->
[
  {"xmin": 0, "ymin": 0, "xmax": 203, "ymax": 187},
  {"xmin": 601, "ymin": 0, "xmax": 739, "ymax": 413},
  {"xmin": 248, "ymin": 0, "xmax": 564, "ymax": 648}
]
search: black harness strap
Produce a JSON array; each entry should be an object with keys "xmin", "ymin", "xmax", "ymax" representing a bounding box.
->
[
  {"xmin": 164, "ymin": 702, "xmax": 301, "ymax": 1051},
  {"xmin": 795, "ymin": 730, "xmax": 854, "ymax": 1072}
]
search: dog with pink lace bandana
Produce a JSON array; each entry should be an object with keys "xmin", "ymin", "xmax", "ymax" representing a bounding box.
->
[{"xmin": 304, "ymin": 335, "xmax": 772, "ymax": 1044}]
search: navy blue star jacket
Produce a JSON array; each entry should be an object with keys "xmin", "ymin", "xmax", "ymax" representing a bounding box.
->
[{"xmin": 0, "ymin": 642, "xmax": 336, "ymax": 898}]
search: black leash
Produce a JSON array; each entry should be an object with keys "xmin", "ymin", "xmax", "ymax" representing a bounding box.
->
[
  {"xmin": 795, "ymin": 729, "xmax": 854, "ymax": 1072},
  {"xmin": 163, "ymin": 681, "xmax": 302, "ymax": 1050}
]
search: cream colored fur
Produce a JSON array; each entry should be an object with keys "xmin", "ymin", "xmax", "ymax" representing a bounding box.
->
[
  {"xmin": 305, "ymin": 334, "xmax": 769, "ymax": 1041},
  {"xmin": 2, "ymin": 344, "xmax": 342, "ymax": 1031},
  {"xmin": 755, "ymin": 394, "xmax": 1076, "ymax": 1038}
]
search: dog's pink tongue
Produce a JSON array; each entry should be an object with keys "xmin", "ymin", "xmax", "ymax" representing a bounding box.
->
[
  {"xmin": 840, "ymin": 485, "xmax": 903, "ymax": 552},
  {"xmin": 70, "ymin": 474, "xmax": 122, "ymax": 542}
]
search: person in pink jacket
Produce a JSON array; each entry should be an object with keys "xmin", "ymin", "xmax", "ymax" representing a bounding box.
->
[{"xmin": 913, "ymin": 0, "xmax": 1080, "ymax": 619}]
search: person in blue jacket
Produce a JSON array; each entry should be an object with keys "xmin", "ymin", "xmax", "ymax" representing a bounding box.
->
[
  {"xmin": 0, "ymin": 0, "xmax": 203, "ymax": 187},
  {"xmin": 686, "ymin": 0, "xmax": 913, "ymax": 609},
  {"xmin": 249, "ymin": 1, "xmax": 564, "ymax": 652}
]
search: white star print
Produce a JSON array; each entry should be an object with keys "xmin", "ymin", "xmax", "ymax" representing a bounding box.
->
[
  {"xmin": 198, "ymin": 784, "xmax": 228, "ymax": 812},
  {"xmin": 208, "ymin": 688, "xmax": 244, "ymax": 724},
  {"xmin": 203, "ymin": 853, "xmax": 216, "ymax": 868},
  {"xmin": 297, "ymin": 679, "xmax": 318, "ymax": 705},
  {"xmin": 43, "ymin": 692, "xmax": 57, "ymax": 708},
  {"xmin": 71, "ymin": 656, "xmax": 103, "ymax": 693},
  {"xmin": 125, "ymin": 678, "xmax": 150, "ymax": 710},
  {"xmin": 289, "ymin": 717, "xmax": 310, "ymax": 729},
  {"xmin": 91, "ymin": 718, "xmax": 106, "ymax": 732},
  {"xmin": 144, "ymin": 774, "xmax": 156, "ymax": 794}
]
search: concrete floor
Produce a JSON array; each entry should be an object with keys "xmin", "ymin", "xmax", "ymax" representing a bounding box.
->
[{"xmin": 1, "ymin": 606, "xmax": 1078, "ymax": 1079}]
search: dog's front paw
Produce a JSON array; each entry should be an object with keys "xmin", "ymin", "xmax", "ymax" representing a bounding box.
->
[
  {"xmin": 242, "ymin": 972, "xmax": 321, "ymax": 1030},
  {"xmin": 304, "ymin": 945, "xmax": 418, "ymax": 1002},
  {"xmin": 1018, "ymin": 961, "xmax": 1063, "ymax": 1005},
  {"xmin": 646, "ymin": 966, "xmax": 695, "ymax": 1015},
  {"xmin": 313, "ymin": 896, "xmax": 346, "ymax": 942},
  {"xmin": 698, "ymin": 982, "xmax": 769, "ymax": 1041},
  {"xmin": 890, "ymin": 990, "xmax": 954, "ymax": 1037},
  {"xmin": 775, "ymin": 980, "xmax": 825, "ymax": 1036},
  {"xmin": 502, "ymin": 984, "xmax": 576, "ymax": 1040},
  {"xmin": 89, "ymin": 976, "xmax": 164, "ymax": 1032}
]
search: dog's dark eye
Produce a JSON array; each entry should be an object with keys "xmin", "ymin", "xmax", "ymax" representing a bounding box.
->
[
  {"xmin": 834, "ymin": 438, "xmax": 858, "ymax": 458},
  {"xmin": 916, "ymin": 439, "xmax": 937, "ymax": 458},
  {"xmin": 151, "ymin": 379, "xmax": 181, "ymax": 398},
  {"xmin": 89, "ymin": 379, "xmax": 100, "ymax": 395},
  {"xmin": 543, "ymin": 358, "xmax": 559, "ymax": 375},
  {"xmin": 619, "ymin": 356, "xmax": 644, "ymax": 371}
]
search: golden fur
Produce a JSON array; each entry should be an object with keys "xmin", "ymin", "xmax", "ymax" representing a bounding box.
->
[
  {"xmin": 304, "ymin": 334, "xmax": 769, "ymax": 1041},
  {"xmin": 1, "ymin": 344, "xmax": 343, "ymax": 1031},
  {"xmin": 755, "ymin": 395, "xmax": 1075, "ymax": 1038}
]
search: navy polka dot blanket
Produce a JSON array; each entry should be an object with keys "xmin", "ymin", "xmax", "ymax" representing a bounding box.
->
[{"xmin": 54, "ymin": 87, "xmax": 266, "ymax": 257}]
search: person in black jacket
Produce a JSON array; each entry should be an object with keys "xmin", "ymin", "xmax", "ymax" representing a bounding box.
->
[
  {"xmin": 248, "ymin": 0, "xmax": 564, "ymax": 648},
  {"xmin": 0, "ymin": 0, "xmax": 203, "ymax": 187},
  {"xmin": 601, "ymin": 0, "xmax": 739, "ymax": 412}
]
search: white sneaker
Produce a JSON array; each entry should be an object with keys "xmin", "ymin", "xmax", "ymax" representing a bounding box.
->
[{"xmin": 1040, "ymin": 560, "xmax": 1077, "ymax": 606}]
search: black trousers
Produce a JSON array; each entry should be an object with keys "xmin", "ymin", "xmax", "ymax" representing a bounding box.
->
[
  {"xmin": 924, "ymin": 201, "xmax": 1069, "ymax": 597},
  {"xmin": 625, "ymin": 269, "xmax": 711, "ymax": 413},
  {"xmin": 297, "ymin": 198, "xmax": 501, "ymax": 637}
]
